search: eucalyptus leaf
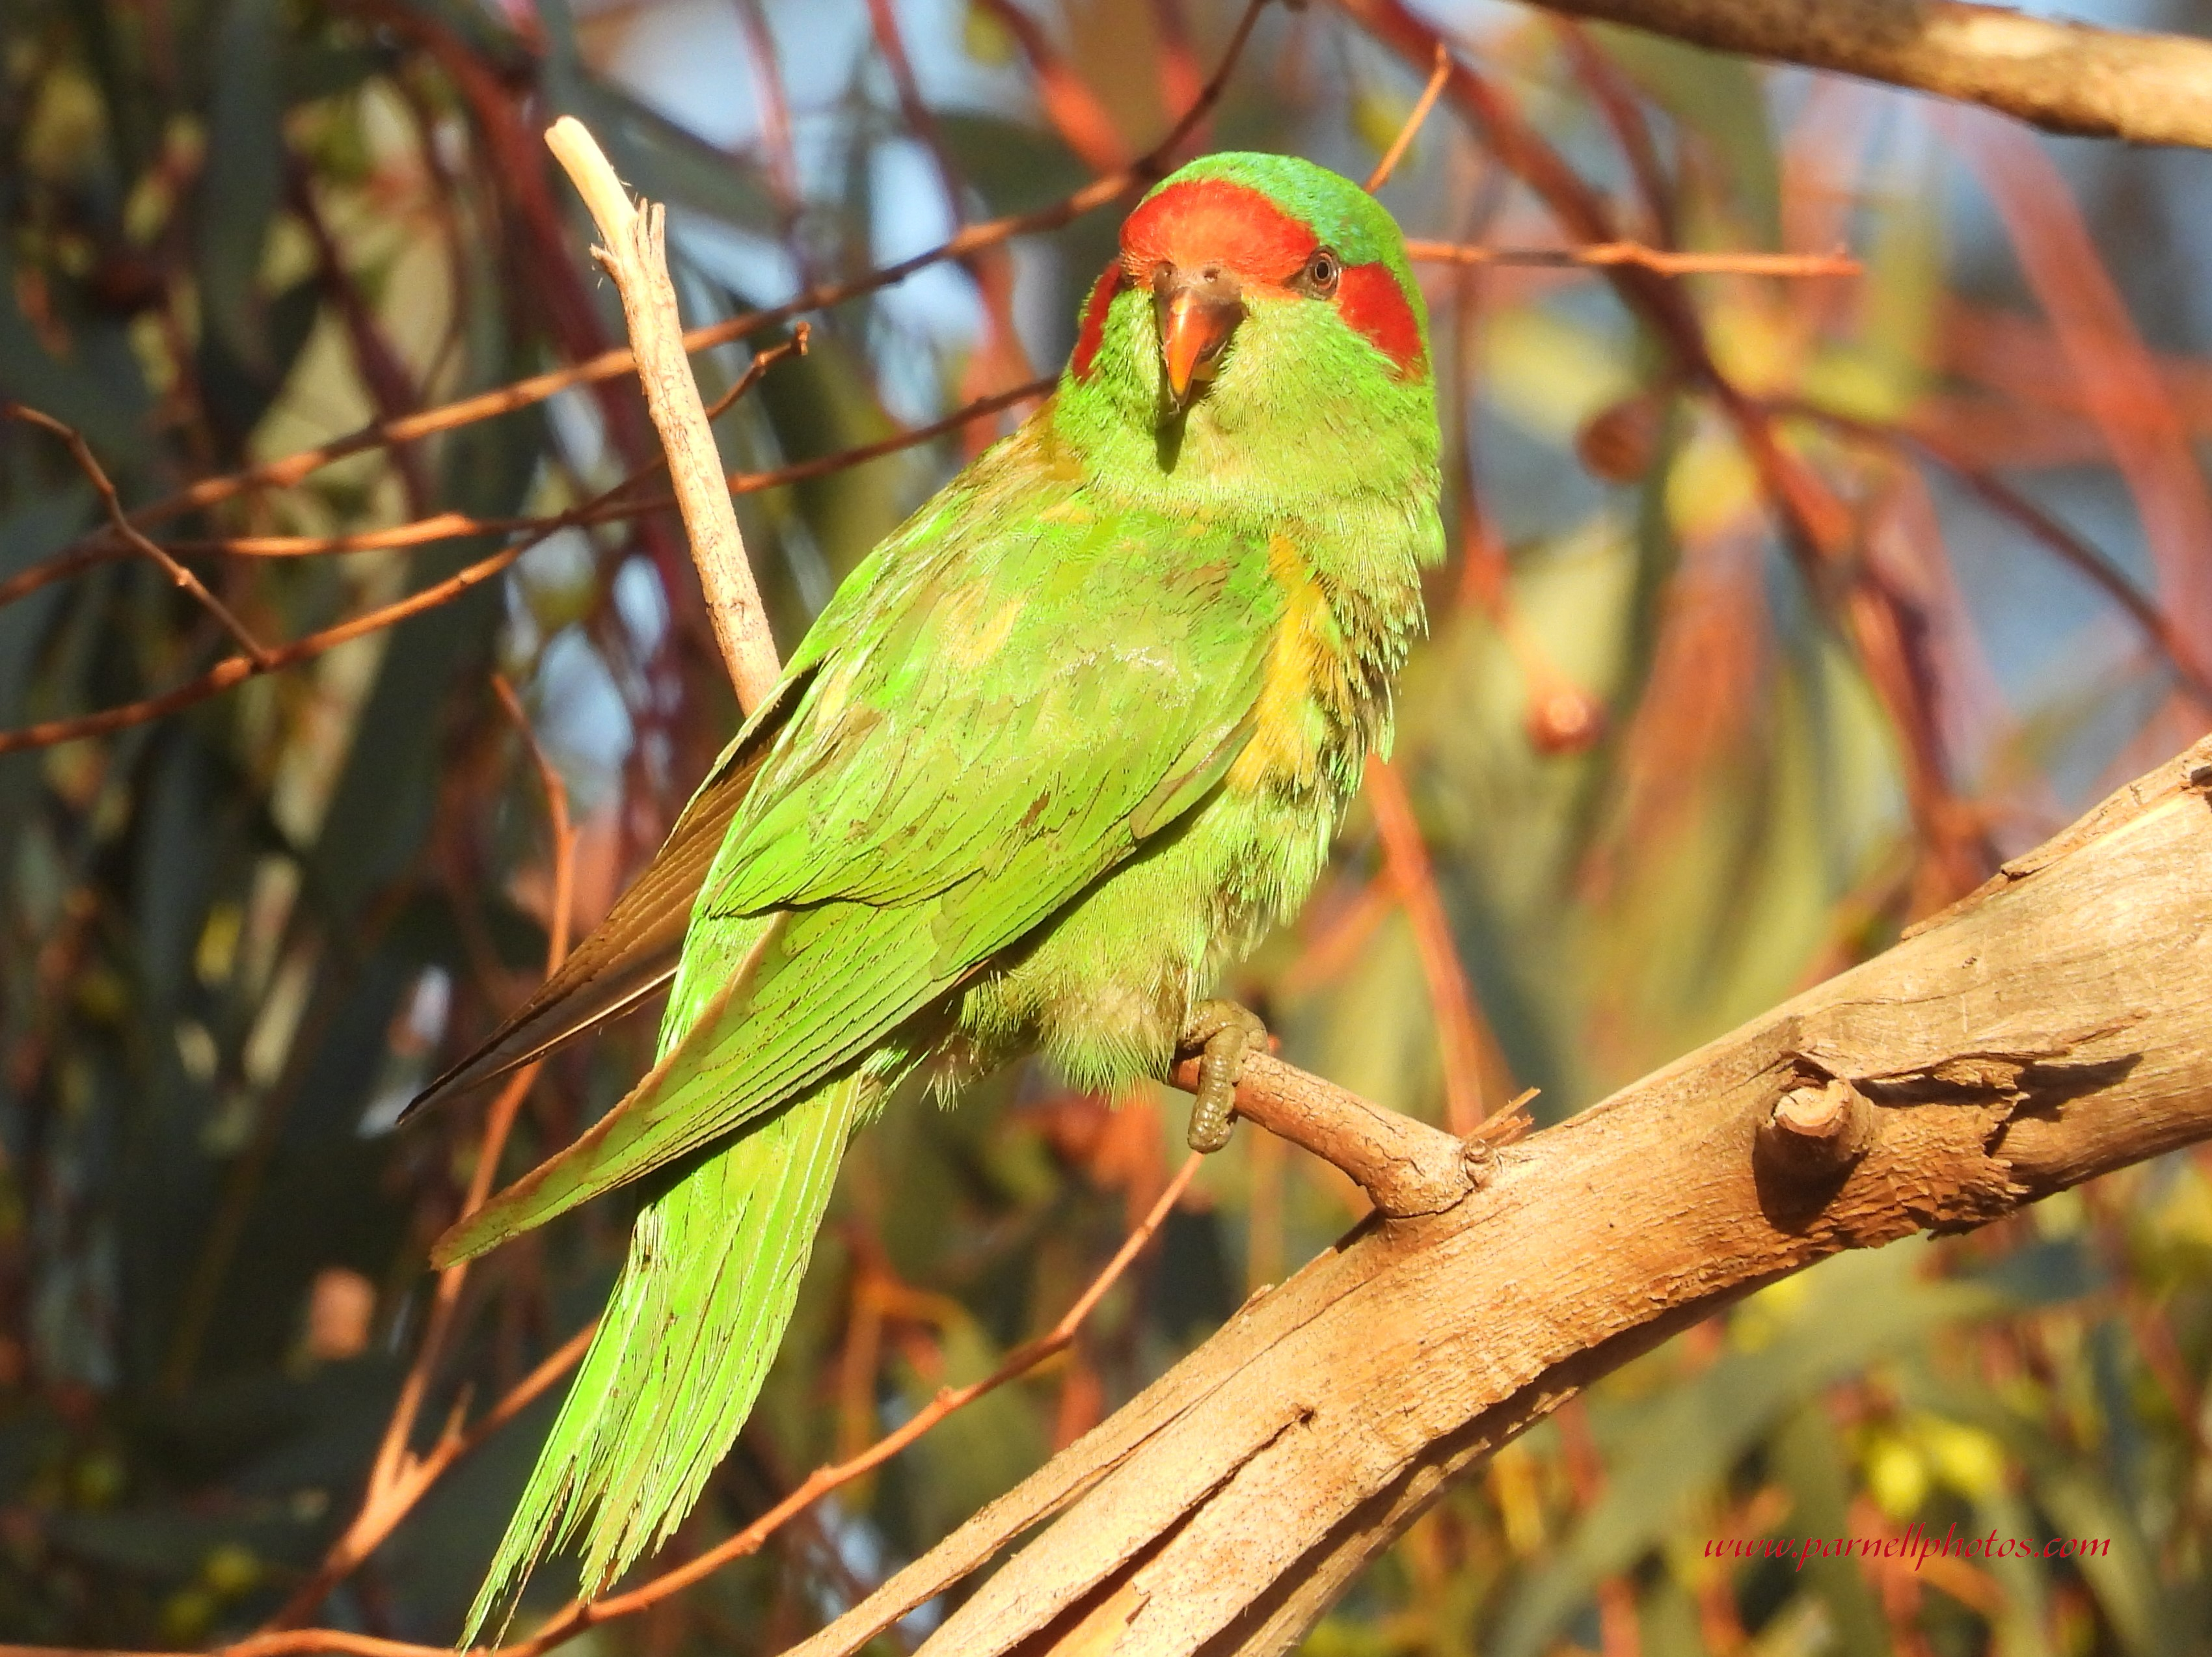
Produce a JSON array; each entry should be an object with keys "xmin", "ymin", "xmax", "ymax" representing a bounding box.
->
[{"xmin": 198, "ymin": 0, "xmax": 287, "ymax": 374}]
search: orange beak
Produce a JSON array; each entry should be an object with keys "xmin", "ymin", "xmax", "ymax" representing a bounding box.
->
[{"xmin": 1155, "ymin": 268, "xmax": 1244, "ymax": 407}]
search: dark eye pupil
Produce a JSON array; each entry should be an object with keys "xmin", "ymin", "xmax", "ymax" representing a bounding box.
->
[{"xmin": 1313, "ymin": 255, "xmax": 1335, "ymax": 284}]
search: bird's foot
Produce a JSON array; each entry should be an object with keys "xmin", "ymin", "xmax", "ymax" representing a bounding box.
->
[{"xmin": 1178, "ymin": 999, "xmax": 1266, "ymax": 1153}]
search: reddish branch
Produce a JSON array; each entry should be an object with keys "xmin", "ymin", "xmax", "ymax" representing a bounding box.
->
[
  {"xmin": 1339, "ymin": 0, "xmax": 1986, "ymax": 905},
  {"xmin": 0, "ymin": 1152, "xmax": 1210, "ymax": 1657},
  {"xmin": 269, "ymin": 678, "xmax": 580, "ymax": 1630},
  {"xmin": 1362, "ymin": 758, "xmax": 1491, "ymax": 1137}
]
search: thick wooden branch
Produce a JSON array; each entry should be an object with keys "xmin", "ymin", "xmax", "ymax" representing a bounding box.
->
[
  {"xmin": 1517, "ymin": 0, "xmax": 2212, "ymax": 151},
  {"xmin": 788, "ymin": 731, "xmax": 2212, "ymax": 1657}
]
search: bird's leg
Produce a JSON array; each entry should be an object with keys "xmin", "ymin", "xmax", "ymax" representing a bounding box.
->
[{"xmin": 1178, "ymin": 999, "xmax": 1266, "ymax": 1153}]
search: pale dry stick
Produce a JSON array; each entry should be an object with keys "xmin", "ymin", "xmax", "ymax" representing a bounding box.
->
[
  {"xmin": 3, "ymin": 402, "xmax": 273, "ymax": 667},
  {"xmin": 1362, "ymin": 757, "xmax": 1490, "ymax": 1137},
  {"xmin": 23, "ymin": 0, "xmax": 1272, "ymax": 585},
  {"xmin": 269, "ymin": 677, "xmax": 582, "ymax": 1630},
  {"xmin": 1364, "ymin": 44, "xmax": 1451, "ymax": 192},
  {"xmin": 1405, "ymin": 238, "xmax": 1861, "ymax": 276},
  {"xmin": 546, "ymin": 117, "xmax": 780, "ymax": 712}
]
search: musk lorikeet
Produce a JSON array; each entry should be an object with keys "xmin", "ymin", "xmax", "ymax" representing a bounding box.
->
[{"xmin": 411, "ymin": 150, "xmax": 1443, "ymax": 1634}]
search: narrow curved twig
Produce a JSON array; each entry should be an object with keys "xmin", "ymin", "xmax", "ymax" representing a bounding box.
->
[
  {"xmin": 0, "ymin": 343, "xmax": 835, "ymax": 756},
  {"xmin": 267, "ymin": 679, "xmax": 580, "ymax": 1630},
  {"xmin": 3, "ymin": 403, "xmax": 273, "ymax": 667},
  {"xmin": 1364, "ymin": 44, "xmax": 1451, "ymax": 191},
  {"xmin": 1781, "ymin": 397, "xmax": 2212, "ymax": 708},
  {"xmin": 23, "ymin": 0, "xmax": 1271, "ymax": 582}
]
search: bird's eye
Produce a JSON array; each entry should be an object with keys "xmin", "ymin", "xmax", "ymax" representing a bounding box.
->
[{"xmin": 1304, "ymin": 249, "xmax": 1341, "ymax": 296}]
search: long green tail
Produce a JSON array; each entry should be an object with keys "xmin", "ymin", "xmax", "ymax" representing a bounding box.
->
[{"xmin": 461, "ymin": 1068, "xmax": 874, "ymax": 1640}]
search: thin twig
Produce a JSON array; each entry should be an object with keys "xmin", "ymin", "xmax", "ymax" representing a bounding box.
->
[
  {"xmin": 3, "ymin": 402, "xmax": 274, "ymax": 666},
  {"xmin": 704, "ymin": 326, "xmax": 811, "ymax": 420},
  {"xmin": 27, "ymin": 0, "xmax": 1271, "ymax": 582},
  {"xmin": 23, "ymin": 1151, "xmax": 1210, "ymax": 1657},
  {"xmin": 1364, "ymin": 44, "xmax": 1450, "ymax": 191},
  {"xmin": 0, "ymin": 346, "xmax": 827, "ymax": 756},
  {"xmin": 1405, "ymin": 239, "xmax": 1860, "ymax": 276},
  {"xmin": 1364, "ymin": 757, "xmax": 1489, "ymax": 1135},
  {"xmin": 558, "ymin": 1153, "xmax": 1205, "ymax": 1631},
  {"xmin": 0, "ymin": 538, "xmax": 525, "ymax": 756},
  {"xmin": 1785, "ymin": 397, "xmax": 2212, "ymax": 707},
  {"xmin": 268, "ymin": 680, "xmax": 579, "ymax": 1630}
]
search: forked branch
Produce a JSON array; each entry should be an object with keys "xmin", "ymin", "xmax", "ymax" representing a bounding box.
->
[{"xmin": 787, "ymin": 731, "xmax": 2212, "ymax": 1657}]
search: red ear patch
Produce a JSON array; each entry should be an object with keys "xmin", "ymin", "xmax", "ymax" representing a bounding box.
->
[
  {"xmin": 1337, "ymin": 262, "xmax": 1425, "ymax": 377},
  {"xmin": 1071, "ymin": 259, "xmax": 1124, "ymax": 380},
  {"xmin": 1120, "ymin": 179, "xmax": 1315, "ymax": 282}
]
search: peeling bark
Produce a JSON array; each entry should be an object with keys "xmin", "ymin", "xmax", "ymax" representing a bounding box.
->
[{"xmin": 785, "ymin": 733, "xmax": 2212, "ymax": 1657}]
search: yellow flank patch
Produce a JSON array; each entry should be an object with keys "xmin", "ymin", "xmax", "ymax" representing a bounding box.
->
[{"xmin": 1228, "ymin": 535, "xmax": 1340, "ymax": 793}]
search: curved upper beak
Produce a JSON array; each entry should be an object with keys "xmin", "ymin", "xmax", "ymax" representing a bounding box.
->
[{"xmin": 1154, "ymin": 265, "xmax": 1244, "ymax": 408}]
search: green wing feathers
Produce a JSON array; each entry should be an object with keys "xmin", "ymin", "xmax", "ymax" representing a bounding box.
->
[
  {"xmin": 441, "ymin": 412, "xmax": 1296, "ymax": 1629},
  {"xmin": 460, "ymin": 1062, "xmax": 889, "ymax": 1640}
]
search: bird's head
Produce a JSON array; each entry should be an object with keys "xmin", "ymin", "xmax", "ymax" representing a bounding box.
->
[{"xmin": 1057, "ymin": 153, "xmax": 1434, "ymax": 500}]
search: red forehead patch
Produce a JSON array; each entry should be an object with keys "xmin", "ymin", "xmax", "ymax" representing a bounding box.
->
[
  {"xmin": 1338, "ymin": 262, "xmax": 1425, "ymax": 377},
  {"xmin": 1071, "ymin": 260, "xmax": 1124, "ymax": 381},
  {"xmin": 1120, "ymin": 178, "xmax": 1315, "ymax": 282}
]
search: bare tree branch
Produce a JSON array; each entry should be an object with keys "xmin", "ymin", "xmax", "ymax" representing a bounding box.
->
[
  {"xmin": 546, "ymin": 117, "xmax": 783, "ymax": 710},
  {"xmin": 1517, "ymin": 0, "xmax": 2212, "ymax": 151},
  {"xmin": 789, "ymin": 729, "xmax": 2212, "ymax": 1657}
]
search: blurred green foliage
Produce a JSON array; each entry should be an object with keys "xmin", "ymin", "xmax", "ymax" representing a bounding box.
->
[{"xmin": 1, "ymin": 0, "xmax": 2208, "ymax": 1653}]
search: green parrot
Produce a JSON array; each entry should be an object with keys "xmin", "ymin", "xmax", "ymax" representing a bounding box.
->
[{"xmin": 411, "ymin": 150, "xmax": 1442, "ymax": 1634}]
